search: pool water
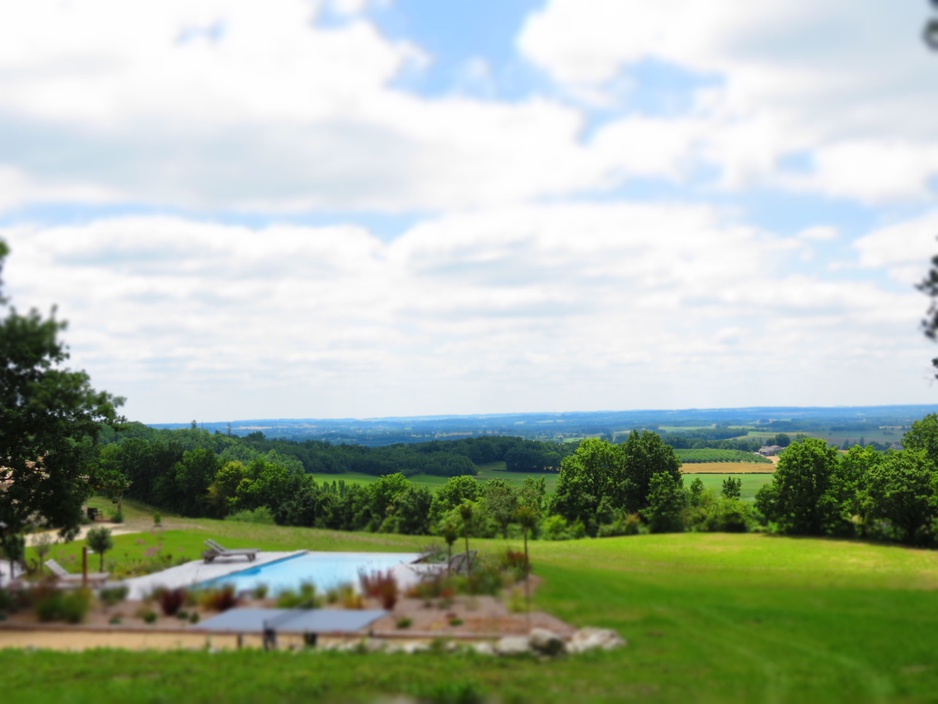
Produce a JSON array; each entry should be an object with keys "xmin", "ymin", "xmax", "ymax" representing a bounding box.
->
[{"xmin": 201, "ymin": 552, "xmax": 421, "ymax": 594}]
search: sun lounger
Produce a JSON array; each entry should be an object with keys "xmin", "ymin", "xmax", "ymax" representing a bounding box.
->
[
  {"xmin": 202, "ymin": 539, "xmax": 260, "ymax": 563},
  {"xmin": 46, "ymin": 558, "xmax": 109, "ymax": 584}
]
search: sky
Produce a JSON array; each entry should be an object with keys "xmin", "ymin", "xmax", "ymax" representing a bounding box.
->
[{"xmin": 2, "ymin": 0, "xmax": 938, "ymax": 424}]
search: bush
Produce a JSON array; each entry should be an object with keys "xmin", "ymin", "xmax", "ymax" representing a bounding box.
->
[
  {"xmin": 251, "ymin": 583, "xmax": 269, "ymax": 600},
  {"xmin": 396, "ymin": 617, "xmax": 413, "ymax": 629},
  {"xmin": 153, "ymin": 512, "xmax": 162, "ymax": 527},
  {"xmin": 98, "ymin": 585, "xmax": 129, "ymax": 607},
  {"xmin": 358, "ymin": 570, "xmax": 399, "ymax": 609},
  {"xmin": 109, "ymin": 510, "xmax": 124, "ymax": 524},
  {"xmin": 276, "ymin": 581, "xmax": 320, "ymax": 609},
  {"xmin": 227, "ymin": 507, "xmax": 276, "ymax": 525},
  {"xmin": 197, "ymin": 584, "xmax": 239, "ymax": 612},
  {"xmin": 500, "ymin": 550, "xmax": 528, "ymax": 581},
  {"xmin": 143, "ymin": 610, "xmax": 158, "ymax": 624},
  {"xmin": 0, "ymin": 588, "xmax": 18, "ymax": 614},
  {"xmin": 159, "ymin": 587, "xmax": 188, "ymax": 616},
  {"xmin": 189, "ymin": 612, "xmax": 200, "ymax": 624},
  {"xmin": 36, "ymin": 588, "xmax": 92, "ymax": 624}
]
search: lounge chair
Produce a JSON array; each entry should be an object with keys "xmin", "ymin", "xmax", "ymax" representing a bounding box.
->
[
  {"xmin": 46, "ymin": 558, "xmax": 109, "ymax": 584},
  {"xmin": 202, "ymin": 539, "xmax": 260, "ymax": 563}
]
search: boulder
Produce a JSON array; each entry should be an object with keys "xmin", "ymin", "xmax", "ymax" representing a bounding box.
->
[
  {"xmin": 566, "ymin": 628, "xmax": 626, "ymax": 654},
  {"xmin": 529, "ymin": 628, "xmax": 565, "ymax": 656},
  {"xmin": 495, "ymin": 635, "xmax": 531, "ymax": 656},
  {"xmin": 471, "ymin": 641, "xmax": 495, "ymax": 656}
]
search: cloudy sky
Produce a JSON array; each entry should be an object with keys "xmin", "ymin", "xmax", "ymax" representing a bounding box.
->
[{"xmin": 2, "ymin": 0, "xmax": 938, "ymax": 424}]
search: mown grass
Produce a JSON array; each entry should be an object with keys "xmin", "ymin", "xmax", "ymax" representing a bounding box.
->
[{"xmin": 9, "ymin": 524, "xmax": 938, "ymax": 702}]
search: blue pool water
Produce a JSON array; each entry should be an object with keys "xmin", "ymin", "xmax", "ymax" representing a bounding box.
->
[{"xmin": 201, "ymin": 552, "xmax": 421, "ymax": 594}]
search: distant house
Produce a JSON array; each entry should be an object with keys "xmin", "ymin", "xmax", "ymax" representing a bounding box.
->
[{"xmin": 758, "ymin": 445, "xmax": 783, "ymax": 456}]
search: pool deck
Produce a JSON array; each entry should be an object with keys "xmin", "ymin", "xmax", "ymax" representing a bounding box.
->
[{"xmin": 123, "ymin": 551, "xmax": 305, "ymax": 599}]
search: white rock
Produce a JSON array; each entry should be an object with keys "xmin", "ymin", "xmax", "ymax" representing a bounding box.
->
[
  {"xmin": 495, "ymin": 636, "xmax": 531, "ymax": 656},
  {"xmin": 471, "ymin": 641, "xmax": 496, "ymax": 656},
  {"xmin": 529, "ymin": 628, "xmax": 565, "ymax": 656},
  {"xmin": 566, "ymin": 628, "xmax": 626, "ymax": 654}
]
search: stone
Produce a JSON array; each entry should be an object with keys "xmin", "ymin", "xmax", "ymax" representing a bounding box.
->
[
  {"xmin": 566, "ymin": 627, "xmax": 626, "ymax": 654},
  {"xmin": 471, "ymin": 641, "xmax": 495, "ymax": 656},
  {"xmin": 528, "ymin": 628, "xmax": 565, "ymax": 656},
  {"xmin": 495, "ymin": 635, "xmax": 531, "ymax": 656}
]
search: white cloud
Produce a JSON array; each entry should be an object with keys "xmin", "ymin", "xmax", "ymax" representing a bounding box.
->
[
  {"xmin": 518, "ymin": 0, "xmax": 938, "ymax": 203},
  {"xmin": 854, "ymin": 210, "xmax": 938, "ymax": 284},
  {"xmin": 3, "ymin": 206, "xmax": 930, "ymax": 421}
]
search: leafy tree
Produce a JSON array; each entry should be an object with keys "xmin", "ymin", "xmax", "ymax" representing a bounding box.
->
[
  {"xmin": 620, "ymin": 431, "xmax": 682, "ymax": 514},
  {"xmin": 902, "ymin": 414, "xmax": 938, "ymax": 461},
  {"xmin": 552, "ymin": 438, "xmax": 628, "ymax": 535},
  {"xmin": 722, "ymin": 476, "xmax": 742, "ymax": 499},
  {"xmin": 755, "ymin": 438, "xmax": 840, "ymax": 535},
  {"xmin": 86, "ymin": 527, "xmax": 113, "ymax": 571},
  {"xmin": 92, "ymin": 444, "xmax": 132, "ymax": 516},
  {"xmin": 0, "ymin": 240, "xmax": 123, "ymax": 541},
  {"xmin": 437, "ymin": 513, "xmax": 460, "ymax": 575},
  {"xmin": 482, "ymin": 479, "xmax": 518, "ymax": 538},
  {"xmin": 865, "ymin": 449, "xmax": 937, "ymax": 544},
  {"xmin": 457, "ymin": 499, "xmax": 476, "ymax": 575},
  {"xmin": 429, "ymin": 475, "xmax": 481, "ymax": 526},
  {"xmin": 643, "ymin": 472, "xmax": 686, "ymax": 533},
  {"xmin": 831, "ymin": 444, "xmax": 880, "ymax": 536},
  {"xmin": 207, "ymin": 460, "xmax": 250, "ymax": 517},
  {"xmin": 515, "ymin": 504, "xmax": 539, "ymax": 575}
]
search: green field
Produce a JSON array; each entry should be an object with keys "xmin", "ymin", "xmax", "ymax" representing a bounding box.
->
[
  {"xmin": 679, "ymin": 473, "xmax": 773, "ymax": 501},
  {"xmin": 9, "ymin": 516, "xmax": 938, "ymax": 703},
  {"xmin": 313, "ymin": 462, "xmax": 561, "ymax": 492},
  {"xmin": 675, "ymin": 448, "xmax": 771, "ymax": 464}
]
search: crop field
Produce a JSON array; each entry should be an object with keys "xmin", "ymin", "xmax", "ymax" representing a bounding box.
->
[
  {"xmin": 9, "ymin": 519, "xmax": 938, "ymax": 703},
  {"xmin": 678, "ymin": 472, "xmax": 773, "ymax": 500},
  {"xmin": 675, "ymin": 448, "xmax": 770, "ymax": 464}
]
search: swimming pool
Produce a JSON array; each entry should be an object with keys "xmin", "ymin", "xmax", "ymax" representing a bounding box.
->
[{"xmin": 200, "ymin": 552, "xmax": 422, "ymax": 594}]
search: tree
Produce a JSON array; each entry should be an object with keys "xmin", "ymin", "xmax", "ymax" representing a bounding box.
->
[
  {"xmin": 457, "ymin": 499, "xmax": 476, "ymax": 576},
  {"xmin": 643, "ymin": 472, "xmax": 686, "ymax": 533},
  {"xmin": 0, "ymin": 240, "xmax": 123, "ymax": 542},
  {"xmin": 437, "ymin": 512, "xmax": 460, "ymax": 575},
  {"xmin": 552, "ymin": 438, "xmax": 628, "ymax": 535},
  {"xmin": 865, "ymin": 449, "xmax": 937, "ymax": 544},
  {"xmin": 902, "ymin": 414, "xmax": 938, "ymax": 461},
  {"xmin": 620, "ymin": 431, "xmax": 683, "ymax": 514},
  {"xmin": 755, "ymin": 438, "xmax": 840, "ymax": 535},
  {"xmin": 86, "ymin": 526, "xmax": 113, "ymax": 571},
  {"xmin": 722, "ymin": 476, "xmax": 742, "ymax": 499},
  {"xmin": 483, "ymin": 479, "xmax": 518, "ymax": 538},
  {"xmin": 93, "ymin": 444, "xmax": 132, "ymax": 516}
]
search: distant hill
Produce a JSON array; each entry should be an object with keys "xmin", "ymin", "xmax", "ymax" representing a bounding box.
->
[{"xmin": 151, "ymin": 405, "xmax": 938, "ymax": 446}]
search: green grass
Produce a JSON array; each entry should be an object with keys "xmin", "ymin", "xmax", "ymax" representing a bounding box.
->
[
  {"xmin": 313, "ymin": 462, "xmax": 561, "ymax": 492},
  {"xmin": 675, "ymin": 448, "xmax": 771, "ymax": 464},
  {"xmin": 10, "ymin": 522, "xmax": 938, "ymax": 702},
  {"xmin": 681, "ymin": 473, "xmax": 774, "ymax": 501}
]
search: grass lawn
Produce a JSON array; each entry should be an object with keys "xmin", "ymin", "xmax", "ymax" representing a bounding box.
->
[
  {"xmin": 9, "ymin": 520, "xmax": 938, "ymax": 702},
  {"xmin": 679, "ymin": 473, "xmax": 773, "ymax": 501}
]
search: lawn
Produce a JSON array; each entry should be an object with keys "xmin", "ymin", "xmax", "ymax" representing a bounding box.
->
[{"xmin": 10, "ymin": 520, "xmax": 938, "ymax": 702}]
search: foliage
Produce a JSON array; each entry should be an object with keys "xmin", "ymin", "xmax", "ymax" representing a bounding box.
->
[
  {"xmin": 197, "ymin": 584, "xmax": 239, "ymax": 612},
  {"xmin": 358, "ymin": 569, "xmax": 398, "ymax": 609},
  {"xmin": 98, "ymin": 585, "xmax": 129, "ymax": 606},
  {"xmin": 227, "ymin": 507, "xmax": 276, "ymax": 525},
  {"xmin": 86, "ymin": 527, "xmax": 114, "ymax": 571},
  {"xmin": 721, "ymin": 476, "xmax": 742, "ymax": 499},
  {"xmin": 755, "ymin": 438, "xmax": 841, "ymax": 535},
  {"xmin": 0, "ymin": 240, "xmax": 123, "ymax": 541},
  {"xmin": 643, "ymin": 472, "xmax": 686, "ymax": 533},
  {"xmin": 35, "ymin": 587, "xmax": 92, "ymax": 624},
  {"xmin": 158, "ymin": 587, "xmax": 188, "ymax": 616},
  {"xmin": 865, "ymin": 449, "xmax": 938, "ymax": 544},
  {"xmin": 275, "ymin": 581, "xmax": 320, "ymax": 609}
]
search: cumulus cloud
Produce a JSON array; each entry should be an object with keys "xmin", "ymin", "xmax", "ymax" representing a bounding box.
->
[
  {"xmin": 3, "ymin": 207, "xmax": 928, "ymax": 420},
  {"xmin": 518, "ymin": 0, "xmax": 938, "ymax": 202}
]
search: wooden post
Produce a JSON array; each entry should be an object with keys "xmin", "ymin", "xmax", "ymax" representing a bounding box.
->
[{"xmin": 82, "ymin": 546, "xmax": 88, "ymax": 587}]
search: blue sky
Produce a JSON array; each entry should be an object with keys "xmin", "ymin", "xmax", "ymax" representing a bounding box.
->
[{"xmin": 2, "ymin": 0, "xmax": 938, "ymax": 423}]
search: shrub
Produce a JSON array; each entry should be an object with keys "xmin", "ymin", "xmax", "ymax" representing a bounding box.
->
[
  {"xmin": 197, "ymin": 584, "xmax": 239, "ymax": 612},
  {"xmin": 0, "ymin": 588, "xmax": 18, "ymax": 614},
  {"xmin": 159, "ymin": 588, "xmax": 187, "ymax": 616},
  {"xmin": 251, "ymin": 583, "xmax": 270, "ymax": 600},
  {"xmin": 109, "ymin": 510, "xmax": 124, "ymax": 524},
  {"xmin": 358, "ymin": 570, "xmax": 398, "ymax": 609},
  {"xmin": 98, "ymin": 585, "xmax": 129, "ymax": 607},
  {"xmin": 109, "ymin": 615, "xmax": 122, "ymax": 625},
  {"xmin": 501, "ymin": 550, "xmax": 528, "ymax": 581},
  {"xmin": 227, "ymin": 507, "xmax": 276, "ymax": 525},
  {"xmin": 189, "ymin": 612, "xmax": 200, "ymax": 624},
  {"xmin": 396, "ymin": 617, "xmax": 413, "ymax": 629},
  {"xmin": 449, "ymin": 617, "xmax": 464, "ymax": 627},
  {"xmin": 276, "ymin": 582, "xmax": 319, "ymax": 609},
  {"xmin": 37, "ymin": 588, "xmax": 92, "ymax": 624},
  {"xmin": 143, "ymin": 610, "xmax": 158, "ymax": 624},
  {"xmin": 153, "ymin": 512, "xmax": 162, "ymax": 527}
]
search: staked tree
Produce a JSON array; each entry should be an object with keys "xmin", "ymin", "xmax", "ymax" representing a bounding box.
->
[
  {"xmin": 86, "ymin": 526, "xmax": 114, "ymax": 571},
  {"xmin": 0, "ymin": 240, "xmax": 123, "ymax": 550}
]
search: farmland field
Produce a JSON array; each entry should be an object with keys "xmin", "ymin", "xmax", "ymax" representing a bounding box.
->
[
  {"xmin": 9, "ymin": 520, "xmax": 938, "ymax": 703},
  {"xmin": 675, "ymin": 448, "xmax": 770, "ymax": 463},
  {"xmin": 680, "ymin": 461, "xmax": 775, "ymax": 474}
]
